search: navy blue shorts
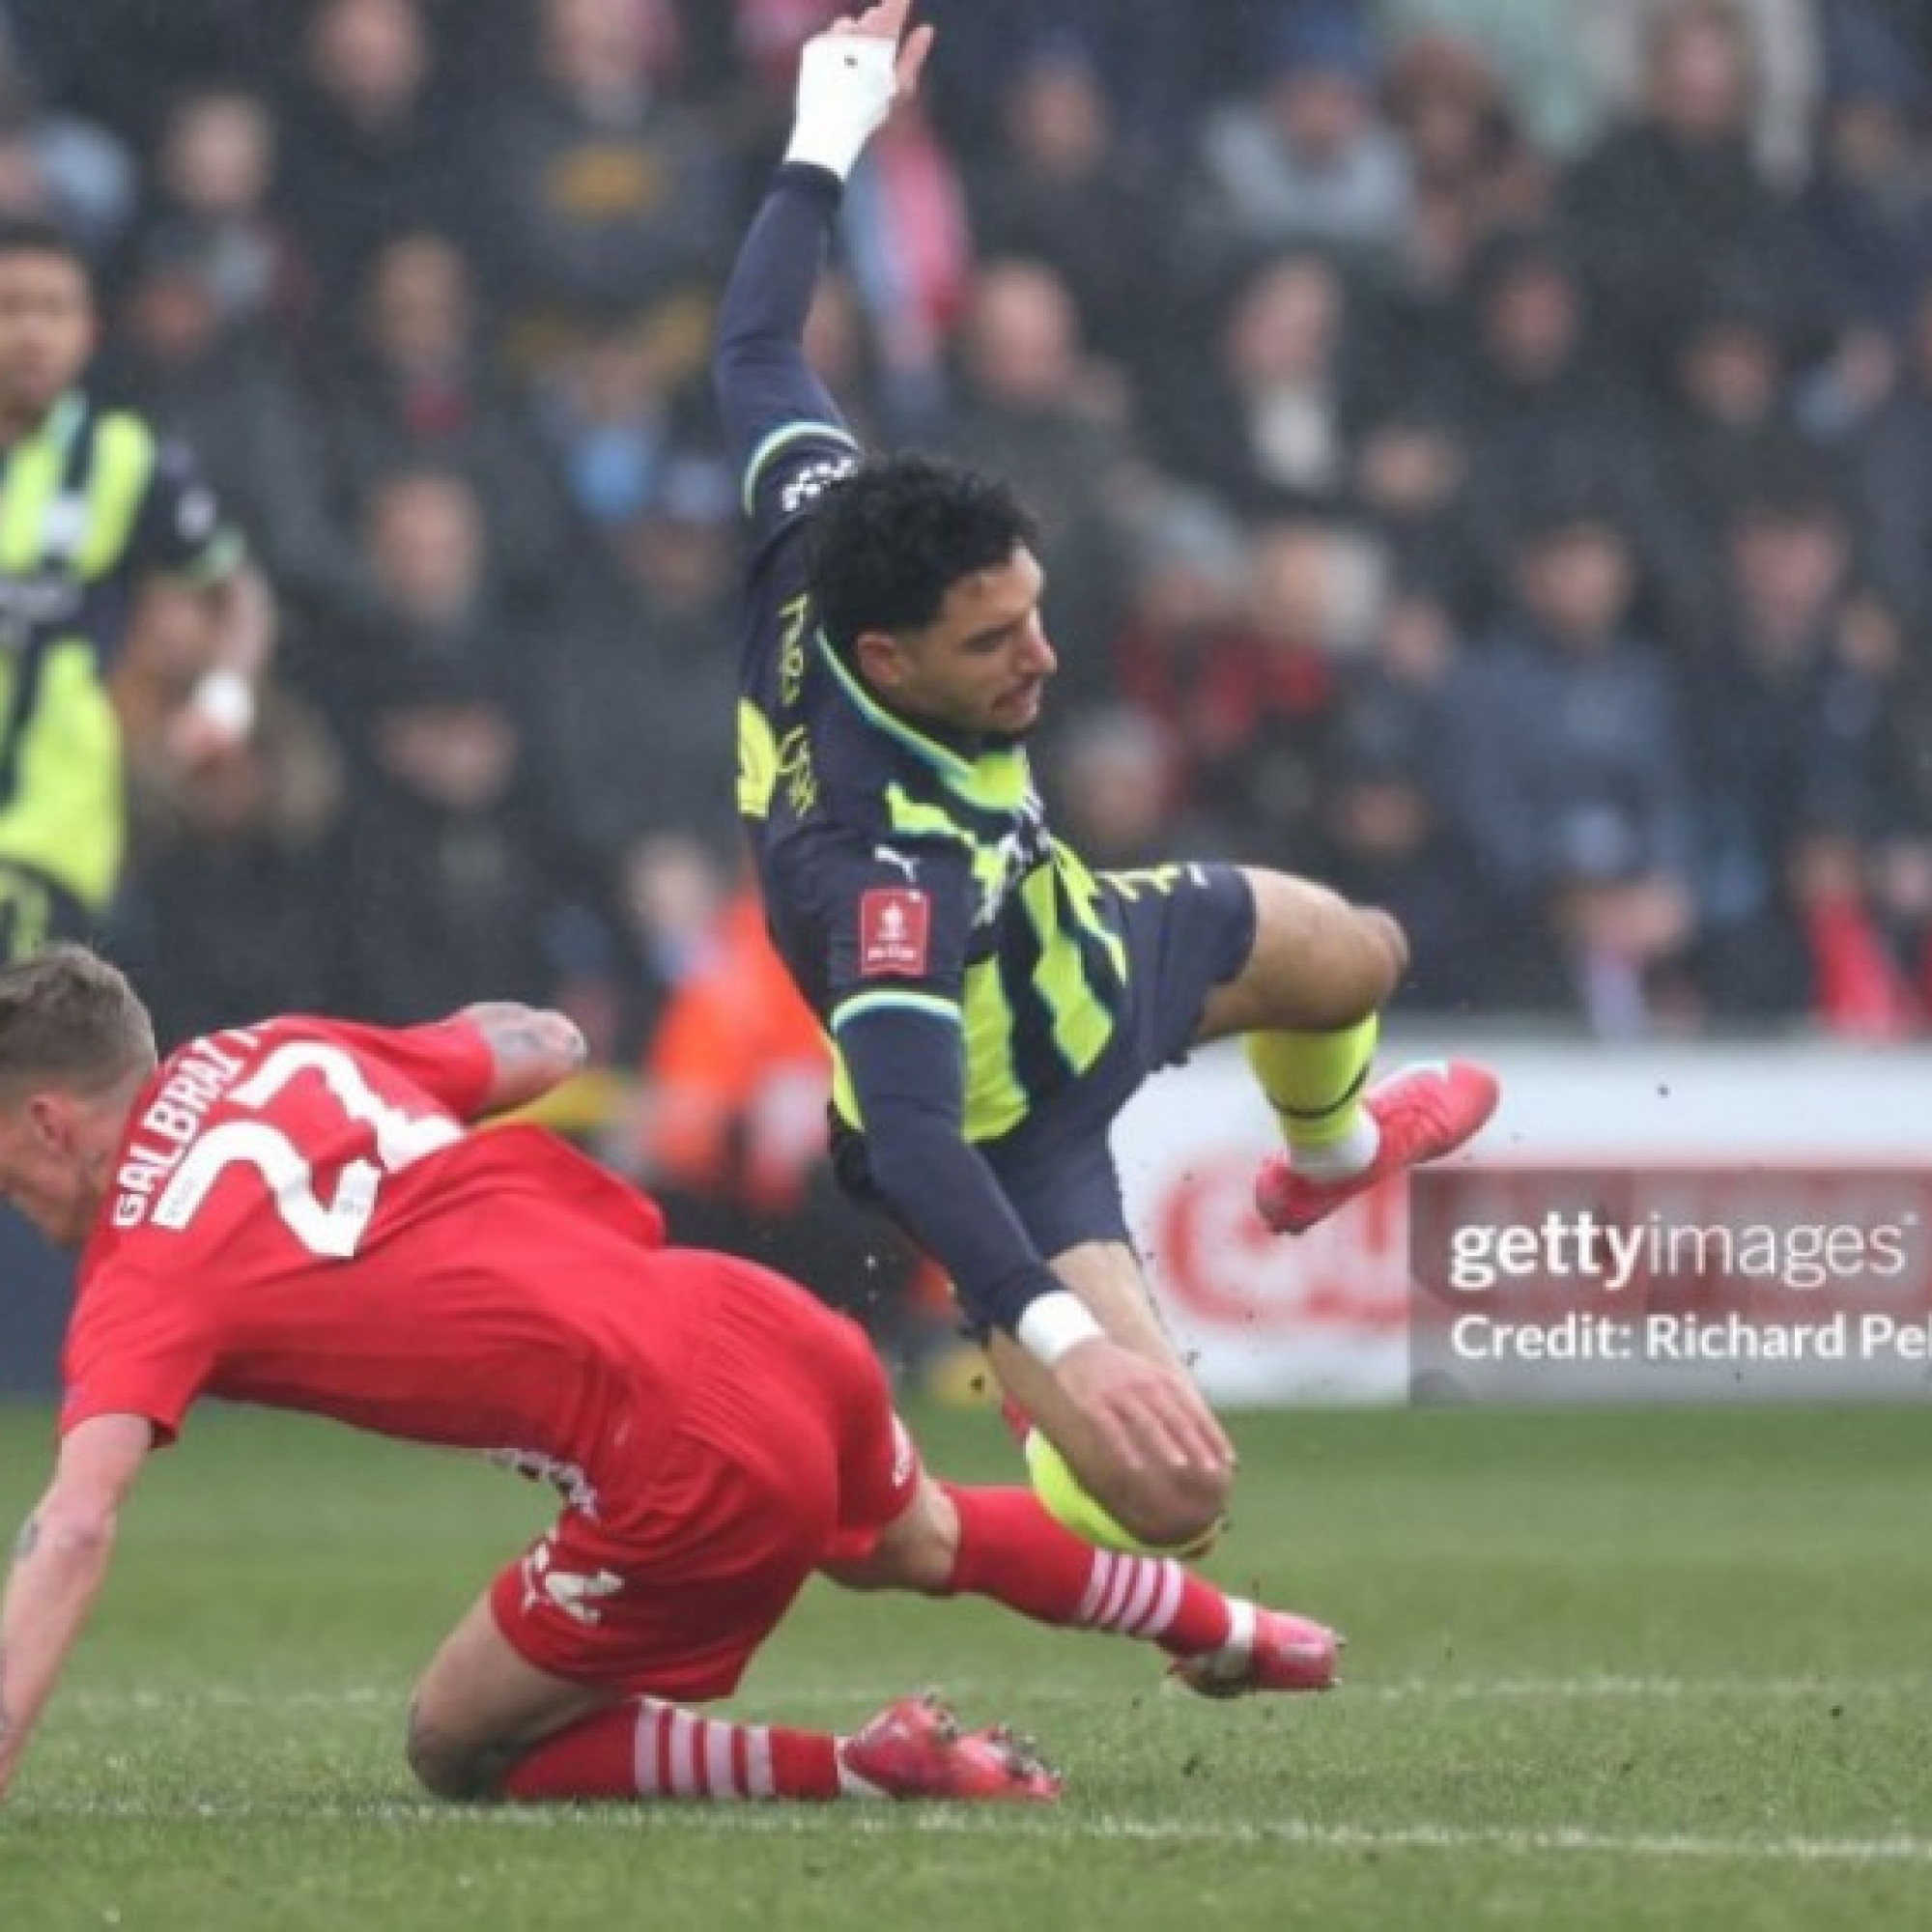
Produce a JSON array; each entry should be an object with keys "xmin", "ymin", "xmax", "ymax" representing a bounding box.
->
[{"xmin": 981, "ymin": 862, "xmax": 1255, "ymax": 1261}]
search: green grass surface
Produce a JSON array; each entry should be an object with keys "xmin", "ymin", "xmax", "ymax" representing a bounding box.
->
[{"xmin": 1, "ymin": 1400, "xmax": 1928, "ymax": 1929}]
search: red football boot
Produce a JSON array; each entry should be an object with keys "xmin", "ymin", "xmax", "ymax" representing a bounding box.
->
[
  {"xmin": 1256, "ymin": 1060, "xmax": 1499, "ymax": 1236},
  {"xmin": 841, "ymin": 1692, "xmax": 1062, "ymax": 1803},
  {"xmin": 1168, "ymin": 1607, "xmax": 1344, "ymax": 1699}
]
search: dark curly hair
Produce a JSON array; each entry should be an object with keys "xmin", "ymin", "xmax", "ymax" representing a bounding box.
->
[{"xmin": 806, "ymin": 453, "xmax": 1038, "ymax": 654}]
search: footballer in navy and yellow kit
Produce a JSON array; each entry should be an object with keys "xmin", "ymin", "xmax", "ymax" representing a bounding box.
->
[
  {"xmin": 0, "ymin": 216, "xmax": 271, "ymax": 958},
  {"xmin": 715, "ymin": 4, "xmax": 1498, "ymax": 1557}
]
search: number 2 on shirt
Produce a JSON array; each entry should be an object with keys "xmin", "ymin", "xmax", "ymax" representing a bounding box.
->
[{"xmin": 151, "ymin": 1041, "xmax": 461, "ymax": 1258}]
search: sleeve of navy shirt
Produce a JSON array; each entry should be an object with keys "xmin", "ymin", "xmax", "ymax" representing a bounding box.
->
[
  {"xmin": 827, "ymin": 842, "xmax": 1066, "ymax": 1341},
  {"xmin": 714, "ymin": 162, "xmax": 864, "ymax": 549}
]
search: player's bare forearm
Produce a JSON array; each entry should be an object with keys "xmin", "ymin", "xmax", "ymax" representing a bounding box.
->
[
  {"xmin": 456, "ymin": 1004, "xmax": 588, "ymax": 1116},
  {"xmin": 0, "ymin": 1418, "xmax": 150, "ymax": 1800},
  {"xmin": 0, "ymin": 1504, "xmax": 117, "ymax": 1800},
  {"xmin": 203, "ymin": 559, "xmax": 275, "ymax": 684}
]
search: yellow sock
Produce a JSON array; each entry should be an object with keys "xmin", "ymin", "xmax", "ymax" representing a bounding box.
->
[{"xmin": 1246, "ymin": 1015, "xmax": 1379, "ymax": 1157}]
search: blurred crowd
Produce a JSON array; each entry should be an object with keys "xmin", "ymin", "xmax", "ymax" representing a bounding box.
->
[{"xmin": 12, "ymin": 0, "xmax": 1932, "ymax": 1102}]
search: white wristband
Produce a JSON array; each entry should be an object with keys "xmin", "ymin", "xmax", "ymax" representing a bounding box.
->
[
  {"xmin": 187, "ymin": 668, "xmax": 257, "ymax": 740},
  {"xmin": 1016, "ymin": 1291, "xmax": 1106, "ymax": 1369},
  {"xmin": 783, "ymin": 33, "xmax": 899, "ymax": 180}
]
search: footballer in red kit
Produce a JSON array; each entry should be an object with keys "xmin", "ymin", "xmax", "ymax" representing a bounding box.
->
[
  {"xmin": 0, "ymin": 938, "xmax": 1343, "ymax": 1812},
  {"xmin": 66, "ymin": 1010, "xmax": 916, "ymax": 1704}
]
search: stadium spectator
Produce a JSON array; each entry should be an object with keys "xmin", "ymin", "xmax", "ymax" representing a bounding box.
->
[
  {"xmin": 319, "ymin": 464, "xmax": 525, "ymax": 729},
  {"xmin": 925, "ymin": 0, "xmax": 1215, "ymax": 167},
  {"xmin": 959, "ymin": 31, "xmax": 1182, "ymax": 375},
  {"xmin": 1439, "ymin": 503, "xmax": 1696, "ymax": 1030},
  {"xmin": 141, "ymin": 87, "xmax": 308, "ymax": 347},
  {"xmin": 1436, "ymin": 227, "xmax": 1673, "ymax": 595},
  {"xmin": 1107, "ymin": 484, "xmax": 1256, "ymax": 846},
  {"xmin": 531, "ymin": 450, "xmax": 741, "ymax": 886},
  {"xmin": 1801, "ymin": 3, "xmax": 1932, "ymax": 333},
  {"xmin": 113, "ymin": 691, "xmax": 348, "ymax": 1044},
  {"xmin": 534, "ymin": 307, "xmax": 713, "ymax": 537},
  {"xmin": 0, "ymin": 947, "xmax": 1344, "ymax": 1804},
  {"xmin": 1166, "ymin": 517, "xmax": 1376, "ymax": 864},
  {"xmin": 278, "ymin": 0, "xmax": 467, "ymax": 291},
  {"xmin": 1378, "ymin": 30, "xmax": 1553, "ymax": 299},
  {"xmin": 1565, "ymin": 0, "xmax": 1833, "ymax": 387},
  {"xmin": 0, "ymin": 25, "xmax": 134, "ymax": 257},
  {"xmin": 1189, "ymin": 3, "xmax": 1413, "ymax": 280},
  {"xmin": 320, "ymin": 229, "xmax": 575, "ymax": 614},
  {"xmin": 1585, "ymin": 0, "xmax": 1823, "ymax": 186},
  {"xmin": 1854, "ymin": 270, "xmax": 1932, "ymax": 634},
  {"xmin": 478, "ymin": 0, "xmax": 727, "ymax": 380},
  {"xmin": 714, "ymin": 3, "xmax": 1495, "ymax": 1558},
  {"xmin": 1349, "ymin": 401, "xmax": 1487, "ymax": 620},
  {"xmin": 1687, "ymin": 475, "xmax": 1907, "ymax": 1019},
  {"xmin": 1372, "ymin": 0, "xmax": 1609, "ymax": 156},
  {"xmin": 332, "ymin": 643, "xmax": 567, "ymax": 1023},
  {"xmin": 0, "ymin": 216, "xmax": 271, "ymax": 962},
  {"xmin": 1379, "ymin": 1, "xmax": 1823, "ymax": 181},
  {"xmin": 633, "ymin": 854, "xmax": 831, "ymax": 1223},
  {"xmin": 1150, "ymin": 246, "xmax": 1357, "ymax": 519},
  {"xmin": 702, "ymin": 0, "xmax": 845, "ymax": 165},
  {"xmin": 1650, "ymin": 270, "xmax": 1846, "ymax": 632},
  {"xmin": 1043, "ymin": 705, "xmax": 1188, "ymax": 871},
  {"xmin": 7, "ymin": 0, "xmax": 276, "ymax": 147},
  {"xmin": 1319, "ymin": 599, "xmax": 1492, "ymax": 1013},
  {"xmin": 101, "ymin": 226, "xmax": 349, "ymax": 637}
]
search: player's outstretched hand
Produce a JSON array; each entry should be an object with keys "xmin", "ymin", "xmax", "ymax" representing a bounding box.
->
[
  {"xmin": 829, "ymin": 0, "xmax": 935, "ymax": 99},
  {"xmin": 786, "ymin": 3, "xmax": 934, "ymax": 179},
  {"xmin": 1052, "ymin": 1334, "xmax": 1236, "ymax": 1484}
]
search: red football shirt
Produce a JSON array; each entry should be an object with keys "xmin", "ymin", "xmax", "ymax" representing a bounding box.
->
[{"xmin": 62, "ymin": 1017, "xmax": 691, "ymax": 1506}]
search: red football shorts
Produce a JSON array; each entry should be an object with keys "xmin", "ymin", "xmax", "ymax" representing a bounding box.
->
[{"xmin": 489, "ymin": 1252, "xmax": 918, "ymax": 1701}]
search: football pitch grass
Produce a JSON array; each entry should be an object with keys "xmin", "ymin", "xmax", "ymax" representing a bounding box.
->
[{"xmin": 1, "ymin": 1400, "xmax": 1927, "ymax": 1931}]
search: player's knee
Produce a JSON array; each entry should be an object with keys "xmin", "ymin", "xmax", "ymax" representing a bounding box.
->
[
  {"xmin": 828, "ymin": 1481, "xmax": 961, "ymax": 1596},
  {"xmin": 1106, "ymin": 1462, "xmax": 1232, "ymax": 1555},
  {"xmin": 1362, "ymin": 906, "xmax": 1409, "ymax": 997},
  {"xmin": 1318, "ymin": 904, "xmax": 1405, "ymax": 1019},
  {"xmin": 1246, "ymin": 874, "xmax": 1408, "ymax": 1028},
  {"xmin": 404, "ymin": 1695, "xmax": 500, "ymax": 1803},
  {"xmin": 1359, "ymin": 905, "xmax": 1407, "ymax": 986}
]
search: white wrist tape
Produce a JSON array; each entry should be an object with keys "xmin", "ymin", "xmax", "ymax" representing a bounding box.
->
[
  {"xmin": 1016, "ymin": 1291, "xmax": 1106, "ymax": 1369},
  {"xmin": 187, "ymin": 668, "xmax": 256, "ymax": 739},
  {"xmin": 784, "ymin": 33, "xmax": 900, "ymax": 180}
]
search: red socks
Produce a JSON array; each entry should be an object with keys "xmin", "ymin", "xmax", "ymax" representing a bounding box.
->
[
  {"xmin": 504, "ymin": 1699, "xmax": 842, "ymax": 1803},
  {"xmin": 940, "ymin": 1483, "xmax": 1235, "ymax": 1656}
]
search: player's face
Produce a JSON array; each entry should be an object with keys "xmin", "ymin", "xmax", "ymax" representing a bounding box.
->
[
  {"xmin": 0, "ymin": 1094, "xmax": 99, "ymax": 1249},
  {"xmin": 0, "ymin": 249, "xmax": 95, "ymax": 424},
  {"xmin": 866, "ymin": 547, "xmax": 1058, "ymax": 740}
]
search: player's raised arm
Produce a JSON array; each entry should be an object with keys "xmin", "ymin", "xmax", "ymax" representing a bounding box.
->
[
  {"xmin": 453, "ymin": 1003, "xmax": 588, "ymax": 1115},
  {"xmin": 0, "ymin": 1413, "xmax": 152, "ymax": 1801},
  {"xmin": 712, "ymin": 4, "xmax": 933, "ymax": 486}
]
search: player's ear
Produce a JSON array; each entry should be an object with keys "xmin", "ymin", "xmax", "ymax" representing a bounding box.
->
[
  {"xmin": 854, "ymin": 629, "xmax": 908, "ymax": 693},
  {"xmin": 26, "ymin": 1091, "xmax": 73, "ymax": 1153}
]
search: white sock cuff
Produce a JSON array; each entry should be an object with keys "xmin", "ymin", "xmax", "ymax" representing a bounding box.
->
[{"xmin": 1288, "ymin": 1113, "xmax": 1379, "ymax": 1181}]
